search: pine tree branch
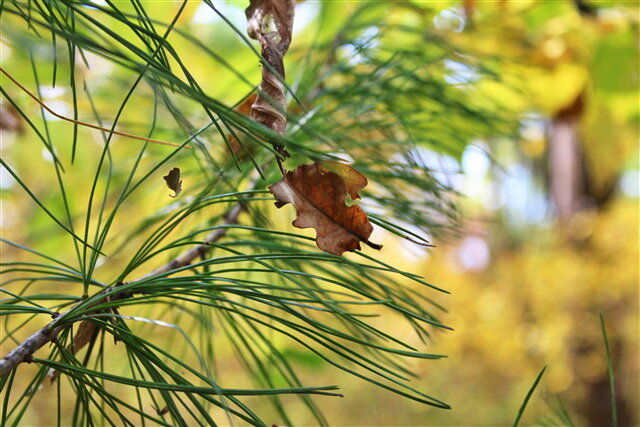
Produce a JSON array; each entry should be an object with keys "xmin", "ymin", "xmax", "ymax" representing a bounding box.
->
[
  {"xmin": 1, "ymin": 0, "xmax": 296, "ymax": 379},
  {"xmin": 0, "ymin": 200, "xmax": 246, "ymax": 377}
]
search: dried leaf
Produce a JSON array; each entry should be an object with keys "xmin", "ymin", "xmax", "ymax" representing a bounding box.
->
[
  {"xmin": 245, "ymin": 0, "xmax": 295, "ymax": 155},
  {"xmin": 269, "ymin": 163, "xmax": 382, "ymax": 255},
  {"xmin": 0, "ymin": 102, "xmax": 24, "ymax": 134},
  {"xmin": 236, "ymin": 93, "xmax": 258, "ymax": 116},
  {"xmin": 317, "ymin": 160, "xmax": 368, "ymax": 200},
  {"xmin": 49, "ymin": 320, "xmax": 98, "ymax": 382},
  {"xmin": 163, "ymin": 167, "xmax": 182, "ymax": 198},
  {"xmin": 155, "ymin": 406, "xmax": 170, "ymax": 416},
  {"xmin": 245, "ymin": 0, "xmax": 294, "ymax": 61},
  {"xmin": 228, "ymin": 94, "xmax": 258, "ymax": 160},
  {"xmin": 71, "ymin": 320, "xmax": 98, "ymax": 354}
]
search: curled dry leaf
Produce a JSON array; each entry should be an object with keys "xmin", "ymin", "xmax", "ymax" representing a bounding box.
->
[
  {"xmin": 269, "ymin": 163, "xmax": 382, "ymax": 256},
  {"xmin": 236, "ymin": 93, "xmax": 258, "ymax": 116},
  {"xmin": 245, "ymin": 0, "xmax": 295, "ymax": 155},
  {"xmin": 163, "ymin": 167, "xmax": 182, "ymax": 198}
]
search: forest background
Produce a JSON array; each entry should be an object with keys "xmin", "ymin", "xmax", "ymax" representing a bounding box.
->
[{"xmin": 1, "ymin": 0, "xmax": 638, "ymax": 426}]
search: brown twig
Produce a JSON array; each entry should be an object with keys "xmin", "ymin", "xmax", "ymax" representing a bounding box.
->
[
  {"xmin": 0, "ymin": 67, "xmax": 189, "ymax": 149},
  {"xmin": 0, "ymin": 201, "xmax": 246, "ymax": 377},
  {"xmin": 0, "ymin": 0, "xmax": 295, "ymax": 379}
]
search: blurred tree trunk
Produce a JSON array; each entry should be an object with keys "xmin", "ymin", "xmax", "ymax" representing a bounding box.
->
[
  {"xmin": 548, "ymin": 92, "xmax": 586, "ymax": 221},
  {"xmin": 550, "ymin": 92, "xmax": 632, "ymax": 425},
  {"xmin": 547, "ymin": 91, "xmax": 618, "ymax": 222}
]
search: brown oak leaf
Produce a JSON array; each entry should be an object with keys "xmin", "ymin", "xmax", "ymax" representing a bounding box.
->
[{"xmin": 269, "ymin": 163, "xmax": 382, "ymax": 256}]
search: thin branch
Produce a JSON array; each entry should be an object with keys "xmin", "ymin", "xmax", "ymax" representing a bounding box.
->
[
  {"xmin": 1, "ymin": 0, "xmax": 293, "ymax": 378},
  {"xmin": 0, "ymin": 67, "xmax": 190, "ymax": 149},
  {"xmin": 0, "ymin": 200, "xmax": 246, "ymax": 377},
  {"xmin": 139, "ymin": 202, "xmax": 245, "ymax": 279}
]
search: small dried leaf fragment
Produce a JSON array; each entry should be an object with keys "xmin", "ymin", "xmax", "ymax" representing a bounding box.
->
[
  {"xmin": 163, "ymin": 167, "xmax": 182, "ymax": 198},
  {"xmin": 269, "ymin": 163, "xmax": 381, "ymax": 256},
  {"xmin": 0, "ymin": 102, "xmax": 24, "ymax": 133},
  {"xmin": 228, "ymin": 94, "xmax": 258, "ymax": 160},
  {"xmin": 48, "ymin": 320, "xmax": 98, "ymax": 382},
  {"xmin": 155, "ymin": 406, "xmax": 170, "ymax": 416},
  {"xmin": 71, "ymin": 320, "xmax": 98, "ymax": 354}
]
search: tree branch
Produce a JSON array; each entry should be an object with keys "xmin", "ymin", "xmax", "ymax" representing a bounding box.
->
[
  {"xmin": 1, "ymin": 0, "xmax": 296, "ymax": 379},
  {"xmin": 0, "ymin": 201, "xmax": 246, "ymax": 377}
]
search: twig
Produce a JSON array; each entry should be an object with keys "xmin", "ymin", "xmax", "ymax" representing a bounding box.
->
[
  {"xmin": 139, "ymin": 203, "xmax": 245, "ymax": 279},
  {"xmin": 0, "ymin": 67, "xmax": 189, "ymax": 149},
  {"xmin": 1, "ymin": 0, "xmax": 295, "ymax": 378},
  {"xmin": 0, "ymin": 200, "xmax": 246, "ymax": 377}
]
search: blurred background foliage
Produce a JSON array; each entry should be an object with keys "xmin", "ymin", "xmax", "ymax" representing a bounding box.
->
[{"xmin": 1, "ymin": 0, "xmax": 638, "ymax": 426}]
